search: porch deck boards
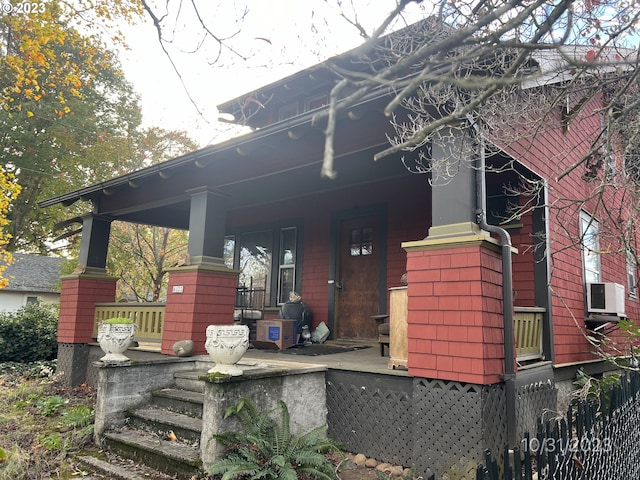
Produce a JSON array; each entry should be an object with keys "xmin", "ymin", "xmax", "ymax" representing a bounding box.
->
[{"xmin": 127, "ymin": 342, "xmax": 409, "ymax": 377}]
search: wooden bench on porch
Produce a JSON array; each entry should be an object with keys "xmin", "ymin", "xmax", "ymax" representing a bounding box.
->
[{"xmin": 94, "ymin": 303, "xmax": 165, "ymax": 344}]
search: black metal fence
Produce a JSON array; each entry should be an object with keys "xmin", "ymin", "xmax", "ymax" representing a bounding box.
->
[{"xmin": 476, "ymin": 372, "xmax": 640, "ymax": 480}]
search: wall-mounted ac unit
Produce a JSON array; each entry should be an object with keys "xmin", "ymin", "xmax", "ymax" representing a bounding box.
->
[{"xmin": 586, "ymin": 282, "xmax": 626, "ymax": 317}]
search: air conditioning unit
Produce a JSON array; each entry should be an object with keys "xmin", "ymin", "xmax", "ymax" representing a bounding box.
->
[{"xmin": 586, "ymin": 282, "xmax": 626, "ymax": 317}]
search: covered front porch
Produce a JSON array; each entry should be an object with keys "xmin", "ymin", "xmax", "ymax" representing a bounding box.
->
[{"xmin": 47, "ymin": 139, "xmax": 552, "ymax": 374}]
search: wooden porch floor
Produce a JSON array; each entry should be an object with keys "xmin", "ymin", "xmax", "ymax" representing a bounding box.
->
[{"xmin": 127, "ymin": 341, "xmax": 409, "ymax": 377}]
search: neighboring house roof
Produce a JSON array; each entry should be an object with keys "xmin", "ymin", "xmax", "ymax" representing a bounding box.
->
[{"xmin": 2, "ymin": 253, "xmax": 64, "ymax": 294}]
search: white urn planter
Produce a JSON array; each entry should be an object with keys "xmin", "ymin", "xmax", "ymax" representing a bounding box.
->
[
  {"xmin": 205, "ymin": 324, "xmax": 249, "ymax": 376},
  {"xmin": 97, "ymin": 320, "xmax": 137, "ymax": 362}
]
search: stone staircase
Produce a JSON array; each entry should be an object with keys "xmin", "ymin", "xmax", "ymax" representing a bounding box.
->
[
  {"xmin": 78, "ymin": 358, "xmax": 328, "ymax": 479},
  {"xmin": 78, "ymin": 370, "xmax": 209, "ymax": 479}
]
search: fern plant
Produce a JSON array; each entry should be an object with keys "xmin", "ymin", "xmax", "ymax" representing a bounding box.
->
[{"xmin": 207, "ymin": 397, "xmax": 342, "ymax": 480}]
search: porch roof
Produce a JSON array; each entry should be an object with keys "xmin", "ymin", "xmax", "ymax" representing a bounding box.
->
[
  {"xmin": 40, "ymin": 16, "xmax": 566, "ymax": 232},
  {"xmin": 39, "ymin": 93, "xmax": 417, "ymax": 231}
]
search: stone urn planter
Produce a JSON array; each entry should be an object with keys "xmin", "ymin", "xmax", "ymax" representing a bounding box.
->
[
  {"xmin": 205, "ymin": 324, "xmax": 249, "ymax": 376},
  {"xmin": 97, "ymin": 318, "xmax": 137, "ymax": 362}
]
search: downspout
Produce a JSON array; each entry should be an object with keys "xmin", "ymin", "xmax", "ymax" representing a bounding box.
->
[{"xmin": 471, "ymin": 122, "xmax": 517, "ymax": 448}]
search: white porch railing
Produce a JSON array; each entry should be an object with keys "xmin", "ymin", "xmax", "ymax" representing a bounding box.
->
[
  {"xmin": 94, "ymin": 303, "xmax": 165, "ymax": 342},
  {"xmin": 514, "ymin": 306, "xmax": 545, "ymax": 361}
]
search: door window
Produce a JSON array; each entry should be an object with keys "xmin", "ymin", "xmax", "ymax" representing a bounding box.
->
[{"xmin": 349, "ymin": 227, "xmax": 373, "ymax": 256}]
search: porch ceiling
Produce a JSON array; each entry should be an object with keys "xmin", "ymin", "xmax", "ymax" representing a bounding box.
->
[
  {"xmin": 115, "ymin": 145, "xmax": 413, "ymax": 229},
  {"xmin": 42, "ymin": 99, "xmax": 419, "ymax": 230}
]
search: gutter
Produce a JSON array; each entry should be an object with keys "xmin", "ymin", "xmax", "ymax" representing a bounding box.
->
[{"xmin": 471, "ymin": 121, "xmax": 517, "ymax": 448}]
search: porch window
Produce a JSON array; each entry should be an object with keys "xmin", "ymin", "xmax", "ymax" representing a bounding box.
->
[
  {"xmin": 277, "ymin": 227, "xmax": 297, "ymax": 304},
  {"xmin": 239, "ymin": 230, "xmax": 273, "ymax": 303},
  {"xmin": 224, "ymin": 226, "xmax": 298, "ymax": 306},
  {"xmin": 580, "ymin": 211, "xmax": 601, "ymax": 283},
  {"xmin": 627, "ymin": 249, "xmax": 637, "ymax": 298},
  {"xmin": 223, "ymin": 236, "xmax": 235, "ymax": 269}
]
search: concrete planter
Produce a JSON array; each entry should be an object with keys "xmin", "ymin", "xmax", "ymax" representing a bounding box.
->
[
  {"xmin": 97, "ymin": 323, "xmax": 136, "ymax": 362},
  {"xmin": 205, "ymin": 324, "xmax": 249, "ymax": 376}
]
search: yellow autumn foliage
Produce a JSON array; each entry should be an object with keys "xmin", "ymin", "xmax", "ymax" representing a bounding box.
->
[
  {"xmin": 0, "ymin": 170, "xmax": 21, "ymax": 289},
  {"xmin": 1, "ymin": 1, "xmax": 143, "ymax": 118}
]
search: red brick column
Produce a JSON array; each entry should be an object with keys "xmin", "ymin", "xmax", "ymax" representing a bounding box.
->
[
  {"xmin": 162, "ymin": 265, "xmax": 239, "ymax": 355},
  {"xmin": 403, "ymin": 235, "xmax": 511, "ymax": 384},
  {"xmin": 58, "ymin": 272, "xmax": 118, "ymax": 343}
]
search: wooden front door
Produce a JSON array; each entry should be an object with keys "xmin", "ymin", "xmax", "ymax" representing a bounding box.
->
[{"xmin": 335, "ymin": 215, "xmax": 380, "ymax": 340}]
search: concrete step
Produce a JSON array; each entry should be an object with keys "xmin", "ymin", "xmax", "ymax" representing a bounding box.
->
[
  {"xmin": 75, "ymin": 454, "xmax": 160, "ymax": 480},
  {"xmin": 127, "ymin": 406, "xmax": 202, "ymax": 444},
  {"xmin": 103, "ymin": 430, "xmax": 203, "ymax": 480},
  {"xmin": 174, "ymin": 370, "xmax": 208, "ymax": 393},
  {"xmin": 151, "ymin": 388, "xmax": 204, "ymax": 418}
]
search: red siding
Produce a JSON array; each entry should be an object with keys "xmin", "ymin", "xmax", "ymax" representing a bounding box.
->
[
  {"xmin": 58, "ymin": 275, "xmax": 117, "ymax": 343},
  {"xmin": 163, "ymin": 268, "xmax": 238, "ymax": 355},
  {"xmin": 406, "ymin": 243, "xmax": 506, "ymax": 384}
]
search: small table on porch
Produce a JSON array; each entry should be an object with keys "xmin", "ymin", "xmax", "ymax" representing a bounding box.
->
[{"xmin": 371, "ymin": 314, "xmax": 390, "ymax": 356}]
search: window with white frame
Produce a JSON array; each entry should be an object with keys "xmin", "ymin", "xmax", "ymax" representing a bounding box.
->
[
  {"xmin": 224, "ymin": 225, "xmax": 298, "ymax": 306},
  {"xmin": 580, "ymin": 211, "xmax": 601, "ymax": 283},
  {"xmin": 627, "ymin": 249, "xmax": 637, "ymax": 298}
]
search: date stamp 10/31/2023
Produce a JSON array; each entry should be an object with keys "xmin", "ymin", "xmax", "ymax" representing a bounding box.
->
[
  {"xmin": 1, "ymin": 1, "xmax": 47, "ymax": 15},
  {"xmin": 522, "ymin": 435, "xmax": 613, "ymax": 454}
]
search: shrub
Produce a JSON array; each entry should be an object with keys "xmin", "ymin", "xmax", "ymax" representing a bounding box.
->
[
  {"xmin": 0, "ymin": 303, "xmax": 58, "ymax": 362},
  {"xmin": 208, "ymin": 398, "xmax": 342, "ymax": 480}
]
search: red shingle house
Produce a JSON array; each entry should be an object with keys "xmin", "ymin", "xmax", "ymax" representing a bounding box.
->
[{"xmin": 40, "ymin": 23, "xmax": 639, "ymax": 477}]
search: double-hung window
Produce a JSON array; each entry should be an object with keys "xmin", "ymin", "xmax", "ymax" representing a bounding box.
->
[
  {"xmin": 627, "ymin": 249, "xmax": 637, "ymax": 298},
  {"xmin": 224, "ymin": 225, "xmax": 299, "ymax": 306},
  {"xmin": 580, "ymin": 211, "xmax": 601, "ymax": 283}
]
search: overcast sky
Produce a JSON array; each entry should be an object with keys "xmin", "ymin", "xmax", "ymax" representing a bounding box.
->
[{"xmin": 117, "ymin": 1, "xmax": 426, "ymax": 146}]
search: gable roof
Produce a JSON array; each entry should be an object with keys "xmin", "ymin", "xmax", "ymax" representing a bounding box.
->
[{"xmin": 2, "ymin": 253, "xmax": 65, "ymax": 293}]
